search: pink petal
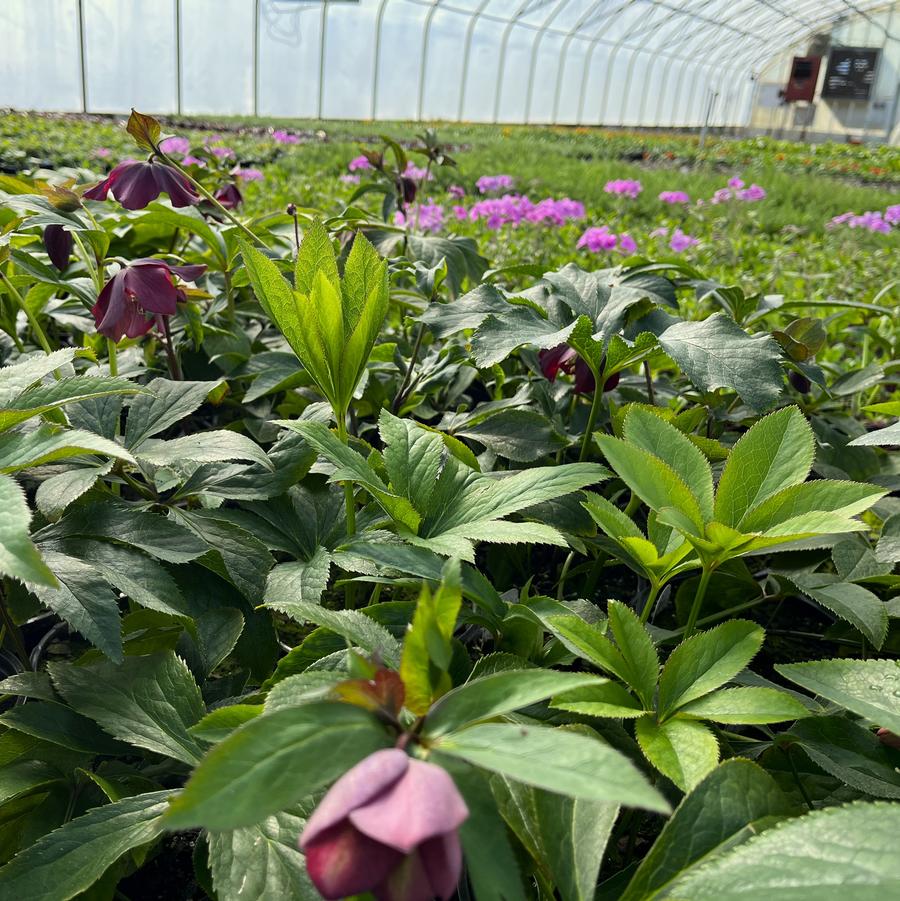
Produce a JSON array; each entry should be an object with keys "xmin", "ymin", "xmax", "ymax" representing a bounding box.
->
[
  {"xmin": 350, "ymin": 758, "xmax": 468, "ymax": 853},
  {"xmin": 301, "ymin": 748, "xmax": 409, "ymax": 848},
  {"xmin": 419, "ymin": 832, "xmax": 464, "ymax": 899}
]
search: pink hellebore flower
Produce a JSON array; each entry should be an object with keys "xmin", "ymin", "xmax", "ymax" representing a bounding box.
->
[
  {"xmin": 727, "ymin": 176, "xmax": 745, "ymax": 190},
  {"xmin": 618, "ymin": 233, "xmax": 638, "ymax": 254},
  {"xmin": 272, "ymin": 129, "xmax": 301, "ymax": 145},
  {"xmin": 577, "ymin": 226, "xmax": 618, "ymax": 253},
  {"xmin": 604, "ymin": 179, "xmax": 642, "ymax": 198},
  {"xmin": 737, "ymin": 184, "xmax": 766, "ymax": 201},
  {"xmin": 476, "ymin": 174, "xmax": 514, "ymax": 194},
  {"xmin": 340, "ymin": 173, "xmax": 361, "ymax": 185},
  {"xmin": 885, "ymin": 204, "xmax": 900, "ymax": 224},
  {"xmin": 211, "ymin": 146, "xmax": 234, "ymax": 159},
  {"xmin": 300, "ymin": 748, "xmax": 468, "ymax": 901},
  {"xmin": 669, "ymin": 228, "xmax": 698, "ymax": 252},
  {"xmin": 84, "ymin": 160, "xmax": 199, "ymax": 210},
  {"xmin": 448, "ymin": 184, "xmax": 466, "ymax": 200},
  {"xmin": 92, "ymin": 258, "xmax": 206, "ymax": 341},
  {"xmin": 234, "ymin": 167, "xmax": 264, "ymax": 182},
  {"xmin": 659, "ymin": 190, "xmax": 690, "ymax": 204}
]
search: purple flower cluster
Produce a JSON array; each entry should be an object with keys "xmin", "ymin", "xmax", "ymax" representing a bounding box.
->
[
  {"xmin": 404, "ymin": 162, "xmax": 434, "ymax": 182},
  {"xmin": 234, "ymin": 167, "xmax": 264, "ymax": 182},
  {"xmin": 448, "ymin": 185, "xmax": 466, "ymax": 200},
  {"xmin": 349, "ymin": 155, "xmax": 372, "ymax": 172},
  {"xmin": 577, "ymin": 226, "xmax": 637, "ymax": 255},
  {"xmin": 708, "ymin": 178, "xmax": 766, "ymax": 204},
  {"xmin": 460, "ymin": 194, "xmax": 584, "ymax": 229},
  {"xmin": 827, "ymin": 206, "xmax": 896, "ymax": 234},
  {"xmin": 650, "ymin": 226, "xmax": 699, "ymax": 253},
  {"xmin": 272, "ymin": 129, "xmax": 301, "ymax": 145},
  {"xmin": 395, "ymin": 201, "xmax": 445, "ymax": 233},
  {"xmin": 159, "ymin": 136, "xmax": 190, "ymax": 155},
  {"xmin": 659, "ymin": 190, "xmax": 690, "ymax": 204},
  {"xmin": 604, "ymin": 179, "xmax": 642, "ymax": 198},
  {"xmin": 476, "ymin": 174, "xmax": 514, "ymax": 194}
]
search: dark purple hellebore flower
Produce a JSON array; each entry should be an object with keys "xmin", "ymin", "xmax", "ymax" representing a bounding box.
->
[
  {"xmin": 400, "ymin": 176, "xmax": 418, "ymax": 205},
  {"xmin": 43, "ymin": 225, "xmax": 74, "ymax": 271},
  {"xmin": 213, "ymin": 182, "xmax": 243, "ymax": 210},
  {"xmin": 539, "ymin": 344, "xmax": 619, "ymax": 394},
  {"xmin": 92, "ymin": 258, "xmax": 206, "ymax": 341},
  {"xmin": 300, "ymin": 748, "xmax": 469, "ymax": 901},
  {"xmin": 83, "ymin": 160, "xmax": 199, "ymax": 210}
]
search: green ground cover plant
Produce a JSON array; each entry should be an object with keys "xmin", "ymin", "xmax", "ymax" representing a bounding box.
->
[{"xmin": 0, "ymin": 109, "xmax": 898, "ymax": 900}]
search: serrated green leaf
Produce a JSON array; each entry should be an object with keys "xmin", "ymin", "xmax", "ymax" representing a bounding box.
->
[
  {"xmin": 658, "ymin": 621, "xmax": 764, "ymax": 719},
  {"xmin": 679, "ymin": 687, "xmax": 810, "ymax": 724},
  {"xmin": 0, "ymin": 790, "xmax": 170, "ymax": 901},
  {"xmin": 0, "ymin": 349, "xmax": 76, "ymax": 405},
  {"xmin": 607, "ymin": 600, "xmax": 659, "ymax": 707},
  {"xmin": 50, "ymin": 652, "xmax": 206, "ymax": 765},
  {"xmin": 435, "ymin": 722, "xmax": 669, "ymax": 812},
  {"xmin": 714, "ymin": 407, "xmax": 813, "ymax": 527},
  {"xmin": 124, "ymin": 378, "xmax": 222, "ymax": 449},
  {"xmin": 777, "ymin": 658, "xmax": 900, "ymax": 735},
  {"xmin": 0, "ymin": 426, "xmax": 134, "ymax": 474},
  {"xmin": 165, "ymin": 703, "xmax": 389, "ymax": 830},
  {"xmin": 0, "ymin": 473, "xmax": 56, "ymax": 586},
  {"xmin": 665, "ymin": 800, "xmax": 900, "ymax": 899},
  {"xmin": 636, "ymin": 715, "xmax": 719, "ymax": 791},
  {"xmin": 135, "ymin": 430, "xmax": 271, "ymax": 471},
  {"xmin": 551, "ymin": 681, "xmax": 647, "ymax": 718}
]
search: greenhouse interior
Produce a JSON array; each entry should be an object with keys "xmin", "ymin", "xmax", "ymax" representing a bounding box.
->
[{"xmin": 0, "ymin": 1, "xmax": 898, "ymax": 900}]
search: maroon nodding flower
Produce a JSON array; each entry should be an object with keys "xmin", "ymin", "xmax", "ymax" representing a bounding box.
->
[
  {"xmin": 538, "ymin": 344, "xmax": 618, "ymax": 394},
  {"xmin": 43, "ymin": 225, "xmax": 74, "ymax": 271},
  {"xmin": 300, "ymin": 748, "xmax": 468, "ymax": 901},
  {"xmin": 400, "ymin": 176, "xmax": 418, "ymax": 205},
  {"xmin": 83, "ymin": 160, "xmax": 199, "ymax": 210},
  {"xmin": 213, "ymin": 182, "xmax": 243, "ymax": 210},
  {"xmin": 92, "ymin": 258, "xmax": 206, "ymax": 341}
]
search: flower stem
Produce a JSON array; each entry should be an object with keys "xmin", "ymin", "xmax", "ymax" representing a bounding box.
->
[
  {"xmin": 336, "ymin": 415, "xmax": 356, "ymax": 538},
  {"xmin": 107, "ymin": 338, "xmax": 118, "ymax": 376},
  {"xmin": 158, "ymin": 152, "xmax": 266, "ymax": 247},
  {"xmin": 578, "ymin": 381, "xmax": 604, "ymax": 462},
  {"xmin": 639, "ymin": 581, "xmax": 660, "ymax": 624},
  {"xmin": 392, "ymin": 322, "xmax": 426, "ymax": 413},
  {"xmin": 556, "ymin": 550, "xmax": 575, "ymax": 600},
  {"xmin": 159, "ymin": 315, "xmax": 183, "ymax": 380},
  {"xmin": 0, "ymin": 270, "xmax": 53, "ymax": 355},
  {"xmin": 684, "ymin": 565, "xmax": 713, "ymax": 638}
]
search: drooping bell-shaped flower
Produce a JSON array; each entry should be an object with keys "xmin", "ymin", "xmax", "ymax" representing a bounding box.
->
[
  {"xmin": 300, "ymin": 748, "xmax": 468, "ymax": 901},
  {"xmin": 213, "ymin": 182, "xmax": 243, "ymax": 210},
  {"xmin": 539, "ymin": 345, "xmax": 619, "ymax": 394},
  {"xmin": 92, "ymin": 258, "xmax": 206, "ymax": 341},
  {"xmin": 83, "ymin": 160, "xmax": 199, "ymax": 210},
  {"xmin": 43, "ymin": 225, "xmax": 74, "ymax": 271}
]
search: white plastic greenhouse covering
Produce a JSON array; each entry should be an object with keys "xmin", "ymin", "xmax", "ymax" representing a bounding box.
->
[{"xmin": 1, "ymin": 0, "xmax": 896, "ymax": 127}]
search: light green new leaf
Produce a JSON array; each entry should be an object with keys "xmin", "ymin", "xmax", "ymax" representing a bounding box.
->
[
  {"xmin": 596, "ymin": 435, "xmax": 703, "ymax": 532},
  {"xmin": 636, "ymin": 715, "xmax": 719, "ymax": 791},
  {"xmin": 714, "ymin": 407, "xmax": 814, "ymax": 527},
  {"xmin": 657, "ymin": 620, "xmax": 764, "ymax": 719},
  {"xmin": 621, "ymin": 759, "xmax": 790, "ymax": 901},
  {"xmin": 435, "ymin": 723, "xmax": 669, "ymax": 812},
  {"xmin": 50, "ymin": 652, "xmax": 206, "ymax": 764},
  {"xmin": 0, "ymin": 473, "xmax": 56, "ymax": 586},
  {"xmin": 294, "ymin": 217, "xmax": 339, "ymax": 297},
  {"xmin": 665, "ymin": 801, "xmax": 900, "ymax": 899},
  {"xmin": 777, "ymin": 658, "xmax": 900, "ymax": 735},
  {"xmin": 679, "ymin": 687, "xmax": 810, "ymax": 724},
  {"xmin": 165, "ymin": 703, "xmax": 390, "ymax": 830},
  {"xmin": 607, "ymin": 599, "xmax": 659, "ymax": 707},
  {"xmin": 0, "ymin": 790, "xmax": 171, "ymax": 901},
  {"xmin": 624, "ymin": 407, "xmax": 714, "ymax": 520},
  {"xmin": 551, "ymin": 681, "xmax": 647, "ymax": 718}
]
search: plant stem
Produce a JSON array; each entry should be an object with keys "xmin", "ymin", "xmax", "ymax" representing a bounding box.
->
[
  {"xmin": 223, "ymin": 269, "xmax": 234, "ymax": 321},
  {"xmin": 158, "ymin": 151, "xmax": 265, "ymax": 247},
  {"xmin": 106, "ymin": 338, "xmax": 118, "ymax": 376},
  {"xmin": 578, "ymin": 382, "xmax": 605, "ymax": 462},
  {"xmin": 639, "ymin": 581, "xmax": 660, "ymax": 624},
  {"xmin": 0, "ymin": 270, "xmax": 53, "ymax": 355},
  {"xmin": 643, "ymin": 360, "xmax": 656, "ymax": 404},
  {"xmin": 159, "ymin": 315, "xmax": 182, "ymax": 380},
  {"xmin": 392, "ymin": 322, "xmax": 426, "ymax": 413},
  {"xmin": 336, "ymin": 415, "xmax": 356, "ymax": 538},
  {"xmin": 556, "ymin": 551, "xmax": 575, "ymax": 600},
  {"xmin": 684, "ymin": 565, "xmax": 713, "ymax": 638},
  {"xmin": 0, "ymin": 584, "xmax": 30, "ymax": 671},
  {"xmin": 788, "ymin": 745, "xmax": 814, "ymax": 811}
]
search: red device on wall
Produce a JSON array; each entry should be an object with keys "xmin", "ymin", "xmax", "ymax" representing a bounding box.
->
[{"xmin": 784, "ymin": 56, "xmax": 821, "ymax": 102}]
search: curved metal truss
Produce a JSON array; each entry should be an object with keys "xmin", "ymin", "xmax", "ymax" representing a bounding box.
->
[{"xmin": 2, "ymin": 0, "xmax": 897, "ymax": 127}]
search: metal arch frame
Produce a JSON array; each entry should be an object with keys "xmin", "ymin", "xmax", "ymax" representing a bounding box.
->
[
  {"xmin": 371, "ymin": 0, "xmax": 392, "ymax": 119},
  {"xmin": 317, "ymin": 0, "xmax": 329, "ymax": 117},
  {"xmin": 457, "ymin": 0, "xmax": 495, "ymax": 119},
  {"xmin": 492, "ymin": 0, "xmax": 542, "ymax": 122},
  {"xmin": 524, "ymin": 0, "xmax": 576, "ymax": 123},
  {"xmin": 417, "ymin": 0, "xmax": 446, "ymax": 120}
]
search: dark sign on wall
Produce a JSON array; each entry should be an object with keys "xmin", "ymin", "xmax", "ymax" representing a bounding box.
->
[
  {"xmin": 822, "ymin": 48, "xmax": 880, "ymax": 100},
  {"xmin": 784, "ymin": 56, "xmax": 821, "ymax": 102}
]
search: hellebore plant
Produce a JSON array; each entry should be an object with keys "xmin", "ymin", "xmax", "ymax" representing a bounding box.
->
[
  {"xmin": 300, "ymin": 748, "xmax": 469, "ymax": 901},
  {"xmin": 84, "ymin": 159, "xmax": 199, "ymax": 209}
]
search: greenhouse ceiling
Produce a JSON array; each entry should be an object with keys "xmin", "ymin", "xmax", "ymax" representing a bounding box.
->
[{"xmin": 2, "ymin": 0, "xmax": 897, "ymax": 126}]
